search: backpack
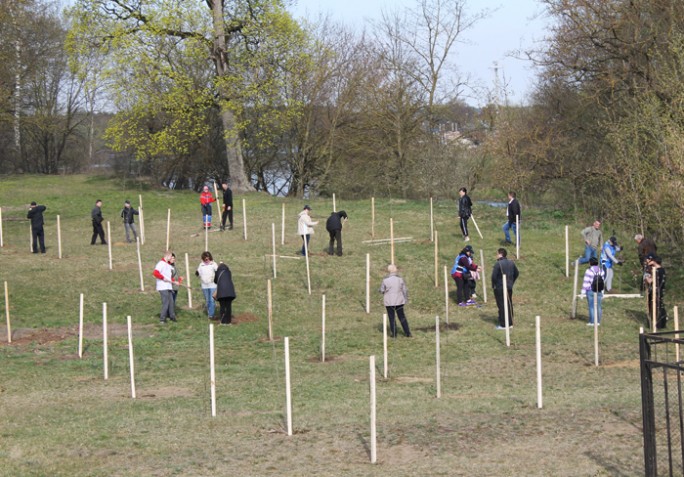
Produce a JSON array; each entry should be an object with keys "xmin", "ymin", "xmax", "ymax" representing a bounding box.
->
[{"xmin": 590, "ymin": 270, "xmax": 605, "ymax": 293}]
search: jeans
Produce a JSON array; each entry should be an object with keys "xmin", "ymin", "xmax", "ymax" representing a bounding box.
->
[
  {"xmin": 124, "ymin": 222, "xmax": 138, "ymax": 243},
  {"xmin": 301, "ymin": 234, "xmax": 311, "ymax": 256},
  {"xmin": 587, "ymin": 291, "xmax": 602, "ymax": 324},
  {"xmin": 202, "ymin": 287, "xmax": 217, "ymax": 318},
  {"xmin": 503, "ymin": 221, "xmax": 518, "ymax": 243},
  {"xmin": 578, "ymin": 245, "xmax": 597, "ymax": 265}
]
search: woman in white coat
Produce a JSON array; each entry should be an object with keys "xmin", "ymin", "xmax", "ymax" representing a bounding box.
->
[{"xmin": 297, "ymin": 205, "xmax": 318, "ymax": 256}]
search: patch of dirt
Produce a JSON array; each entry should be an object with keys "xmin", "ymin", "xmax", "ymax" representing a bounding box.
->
[
  {"xmin": 415, "ymin": 322, "xmax": 460, "ymax": 333},
  {"xmin": 0, "ymin": 323, "xmax": 156, "ymax": 347},
  {"xmin": 136, "ymin": 386, "xmax": 196, "ymax": 399},
  {"xmin": 232, "ymin": 312, "xmax": 259, "ymax": 324},
  {"xmin": 601, "ymin": 359, "xmax": 640, "ymax": 369},
  {"xmin": 307, "ymin": 354, "xmax": 345, "ymax": 363},
  {"xmin": 394, "ymin": 376, "xmax": 433, "ymax": 384}
]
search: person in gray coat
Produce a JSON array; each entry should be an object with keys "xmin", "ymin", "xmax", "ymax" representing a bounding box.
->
[
  {"xmin": 214, "ymin": 262, "xmax": 236, "ymax": 325},
  {"xmin": 379, "ymin": 264, "xmax": 412, "ymax": 338}
]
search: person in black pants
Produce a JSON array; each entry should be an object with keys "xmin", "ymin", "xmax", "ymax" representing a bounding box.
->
[
  {"xmin": 220, "ymin": 181, "xmax": 234, "ymax": 231},
  {"xmin": 214, "ymin": 261, "xmax": 236, "ymax": 325},
  {"xmin": 27, "ymin": 201, "xmax": 47, "ymax": 253},
  {"xmin": 458, "ymin": 187, "xmax": 472, "ymax": 242},
  {"xmin": 91, "ymin": 199, "xmax": 106, "ymax": 245},
  {"xmin": 491, "ymin": 248, "xmax": 519, "ymax": 329},
  {"xmin": 326, "ymin": 210, "xmax": 348, "ymax": 256}
]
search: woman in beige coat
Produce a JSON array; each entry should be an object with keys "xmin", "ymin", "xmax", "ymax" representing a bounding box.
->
[{"xmin": 379, "ymin": 264, "xmax": 412, "ymax": 338}]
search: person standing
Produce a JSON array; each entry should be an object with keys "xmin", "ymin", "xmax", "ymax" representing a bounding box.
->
[
  {"xmin": 120, "ymin": 199, "xmax": 139, "ymax": 243},
  {"xmin": 153, "ymin": 250, "xmax": 177, "ymax": 324},
  {"xmin": 458, "ymin": 187, "xmax": 473, "ymax": 242},
  {"xmin": 600, "ymin": 236, "xmax": 622, "ymax": 292},
  {"xmin": 220, "ymin": 180, "xmax": 233, "ymax": 231},
  {"xmin": 578, "ymin": 220, "xmax": 602, "ymax": 264},
  {"xmin": 635, "ymin": 234, "xmax": 657, "ymax": 292},
  {"xmin": 214, "ymin": 261, "xmax": 237, "ymax": 325},
  {"xmin": 645, "ymin": 254, "xmax": 667, "ymax": 329},
  {"xmin": 297, "ymin": 205, "xmax": 318, "ymax": 256},
  {"xmin": 581, "ymin": 257, "xmax": 605, "ymax": 326},
  {"xmin": 200, "ymin": 185, "xmax": 216, "ymax": 229},
  {"xmin": 91, "ymin": 199, "xmax": 106, "ymax": 245},
  {"xmin": 491, "ymin": 248, "xmax": 519, "ymax": 329},
  {"xmin": 451, "ymin": 245, "xmax": 480, "ymax": 306},
  {"xmin": 27, "ymin": 201, "xmax": 47, "ymax": 254},
  {"xmin": 196, "ymin": 251, "xmax": 218, "ymax": 319},
  {"xmin": 325, "ymin": 210, "xmax": 348, "ymax": 256},
  {"xmin": 169, "ymin": 253, "xmax": 180, "ymax": 307},
  {"xmin": 502, "ymin": 191, "xmax": 521, "ymax": 245},
  {"xmin": 379, "ymin": 264, "xmax": 412, "ymax": 338}
]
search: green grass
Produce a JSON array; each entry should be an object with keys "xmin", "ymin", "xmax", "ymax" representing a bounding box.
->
[{"xmin": 0, "ymin": 174, "xmax": 669, "ymax": 476}]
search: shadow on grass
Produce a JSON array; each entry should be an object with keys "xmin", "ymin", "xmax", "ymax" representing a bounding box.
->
[
  {"xmin": 584, "ymin": 450, "xmax": 635, "ymax": 477},
  {"xmin": 625, "ymin": 307, "xmax": 649, "ymax": 328}
]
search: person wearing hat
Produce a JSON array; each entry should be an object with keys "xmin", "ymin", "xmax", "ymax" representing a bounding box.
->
[
  {"xmin": 450, "ymin": 245, "xmax": 481, "ymax": 306},
  {"xmin": 491, "ymin": 248, "xmax": 519, "ymax": 329},
  {"xmin": 120, "ymin": 199, "xmax": 139, "ymax": 243},
  {"xmin": 644, "ymin": 254, "xmax": 667, "ymax": 329},
  {"xmin": 91, "ymin": 199, "xmax": 106, "ymax": 245},
  {"xmin": 27, "ymin": 201, "xmax": 47, "ymax": 253},
  {"xmin": 325, "ymin": 210, "xmax": 348, "ymax": 256},
  {"xmin": 600, "ymin": 236, "xmax": 622, "ymax": 293},
  {"xmin": 297, "ymin": 205, "xmax": 318, "ymax": 256},
  {"xmin": 379, "ymin": 264, "xmax": 412, "ymax": 338}
]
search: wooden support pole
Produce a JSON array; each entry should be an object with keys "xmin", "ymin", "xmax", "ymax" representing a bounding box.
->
[
  {"xmin": 166, "ymin": 208, "xmax": 171, "ymax": 251},
  {"xmin": 652, "ymin": 265, "xmax": 657, "ymax": 332},
  {"xmin": 304, "ymin": 235, "xmax": 311, "ymax": 295},
  {"xmin": 480, "ymin": 249, "xmax": 488, "ymax": 304},
  {"xmin": 565, "ymin": 225, "xmax": 569, "ymax": 278},
  {"xmin": 138, "ymin": 194, "xmax": 145, "ymax": 245},
  {"xmin": 103, "ymin": 303, "xmax": 108, "ymax": 380},
  {"xmin": 284, "ymin": 337, "xmax": 293, "ymax": 436},
  {"xmin": 321, "ymin": 294, "xmax": 326, "ymax": 363},
  {"xmin": 57, "ymin": 215, "xmax": 62, "ymax": 259},
  {"xmin": 106, "ymin": 221, "xmax": 112, "ymax": 270},
  {"xmin": 4, "ymin": 281, "xmax": 10, "ymax": 343},
  {"xmin": 383, "ymin": 313, "xmax": 388, "ymax": 379},
  {"xmin": 535, "ymin": 316, "xmax": 542, "ymax": 408},
  {"xmin": 204, "ymin": 221, "xmax": 208, "ymax": 252},
  {"xmin": 444, "ymin": 266, "xmax": 449, "ymax": 324},
  {"xmin": 434, "ymin": 230, "xmax": 439, "ymax": 288},
  {"xmin": 213, "ymin": 182, "xmax": 221, "ymax": 214},
  {"xmin": 332, "ymin": 193, "xmax": 336, "ymax": 212},
  {"xmin": 0, "ymin": 206, "xmax": 3, "ymax": 247},
  {"xmin": 127, "ymin": 315, "xmax": 136, "ymax": 399},
  {"xmin": 209, "ymin": 323, "xmax": 217, "ymax": 417},
  {"xmin": 136, "ymin": 237, "xmax": 144, "ymax": 291},
  {"xmin": 267, "ymin": 279, "xmax": 273, "ymax": 341},
  {"xmin": 571, "ymin": 259, "xmax": 579, "ymax": 318},
  {"xmin": 435, "ymin": 315, "xmax": 441, "ymax": 399},
  {"xmin": 369, "ymin": 355, "xmax": 377, "ymax": 464},
  {"xmin": 184, "ymin": 253, "xmax": 193, "ymax": 308},
  {"xmin": 371, "ymin": 197, "xmax": 375, "ymax": 239},
  {"xmin": 78, "ymin": 293, "xmax": 84, "ymax": 358},
  {"xmin": 503, "ymin": 275, "xmax": 510, "ymax": 347},
  {"xmin": 516, "ymin": 214, "xmax": 520, "ymax": 259},
  {"xmin": 242, "ymin": 198, "xmax": 247, "ymax": 241},
  {"xmin": 29, "ymin": 223, "xmax": 32, "ymax": 252},
  {"xmin": 470, "ymin": 214, "xmax": 484, "ymax": 239},
  {"xmin": 281, "ymin": 203, "xmax": 286, "ymax": 245},
  {"xmin": 271, "ymin": 223, "xmax": 277, "ymax": 279},
  {"xmin": 365, "ymin": 254, "xmax": 371, "ymax": 314},
  {"xmin": 594, "ymin": 292, "xmax": 599, "ymax": 367},
  {"xmin": 675, "ymin": 306, "xmax": 680, "ymax": 363},
  {"xmin": 390, "ymin": 218, "xmax": 395, "ymax": 265},
  {"xmin": 430, "ymin": 197, "xmax": 434, "ymax": 242}
]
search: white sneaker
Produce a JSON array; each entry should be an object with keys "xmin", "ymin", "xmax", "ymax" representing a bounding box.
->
[{"xmin": 465, "ymin": 236, "xmax": 470, "ymax": 242}]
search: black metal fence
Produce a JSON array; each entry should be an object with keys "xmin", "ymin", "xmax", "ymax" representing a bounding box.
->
[{"xmin": 640, "ymin": 331, "xmax": 684, "ymax": 476}]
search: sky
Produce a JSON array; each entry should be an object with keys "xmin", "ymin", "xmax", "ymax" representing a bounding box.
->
[{"xmin": 287, "ymin": 0, "xmax": 551, "ymax": 106}]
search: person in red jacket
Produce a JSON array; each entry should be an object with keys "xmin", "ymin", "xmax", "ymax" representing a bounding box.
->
[{"xmin": 200, "ymin": 185, "xmax": 216, "ymax": 229}]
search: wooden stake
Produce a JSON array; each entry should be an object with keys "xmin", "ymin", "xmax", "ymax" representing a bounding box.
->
[
  {"xmin": 444, "ymin": 266, "xmax": 449, "ymax": 324},
  {"xmin": 281, "ymin": 202, "xmax": 286, "ymax": 245},
  {"xmin": 57, "ymin": 215, "xmax": 62, "ymax": 259},
  {"xmin": 594, "ymin": 292, "xmax": 599, "ymax": 367},
  {"xmin": 321, "ymin": 294, "xmax": 326, "ymax": 362},
  {"xmin": 503, "ymin": 275, "xmax": 510, "ymax": 347},
  {"xmin": 107, "ymin": 221, "xmax": 112, "ymax": 270},
  {"xmin": 271, "ymin": 223, "xmax": 277, "ymax": 279},
  {"xmin": 369, "ymin": 355, "xmax": 377, "ymax": 464},
  {"xmin": 166, "ymin": 208, "xmax": 171, "ymax": 251},
  {"xmin": 435, "ymin": 315, "xmax": 441, "ymax": 399},
  {"xmin": 213, "ymin": 182, "xmax": 221, "ymax": 214},
  {"xmin": 0, "ymin": 206, "xmax": 3, "ymax": 247},
  {"xmin": 29, "ymin": 223, "xmax": 32, "ymax": 252},
  {"xmin": 136, "ymin": 237, "xmax": 144, "ymax": 291},
  {"xmin": 242, "ymin": 198, "xmax": 247, "ymax": 241},
  {"xmin": 304, "ymin": 235, "xmax": 311, "ymax": 295},
  {"xmin": 434, "ymin": 230, "xmax": 439, "ymax": 288},
  {"xmin": 284, "ymin": 337, "xmax": 293, "ymax": 436},
  {"xmin": 185, "ymin": 253, "xmax": 193, "ymax": 308},
  {"xmin": 103, "ymin": 303, "xmax": 108, "ymax": 380},
  {"xmin": 204, "ymin": 221, "xmax": 208, "ymax": 252},
  {"xmin": 565, "ymin": 225, "xmax": 569, "ymax": 278},
  {"xmin": 4, "ymin": 281, "xmax": 10, "ymax": 344},
  {"xmin": 78, "ymin": 293, "xmax": 84, "ymax": 358},
  {"xmin": 675, "ymin": 306, "xmax": 680, "ymax": 363},
  {"xmin": 480, "ymin": 249, "xmax": 488, "ymax": 304},
  {"xmin": 383, "ymin": 313, "xmax": 388, "ymax": 379},
  {"xmin": 430, "ymin": 197, "xmax": 434, "ymax": 242},
  {"xmin": 390, "ymin": 218, "xmax": 395, "ymax": 265},
  {"xmin": 267, "ymin": 280, "xmax": 273, "ymax": 341},
  {"xmin": 138, "ymin": 194, "xmax": 145, "ymax": 245},
  {"xmin": 371, "ymin": 197, "xmax": 375, "ymax": 239},
  {"xmin": 209, "ymin": 323, "xmax": 217, "ymax": 417},
  {"xmin": 127, "ymin": 315, "xmax": 136, "ymax": 399},
  {"xmin": 470, "ymin": 214, "xmax": 484, "ymax": 239},
  {"xmin": 516, "ymin": 214, "xmax": 520, "ymax": 259},
  {"xmin": 535, "ymin": 316, "xmax": 542, "ymax": 408},
  {"xmin": 365, "ymin": 254, "xmax": 371, "ymax": 314},
  {"xmin": 571, "ymin": 259, "xmax": 579, "ymax": 318},
  {"xmin": 332, "ymin": 193, "xmax": 336, "ymax": 212},
  {"xmin": 652, "ymin": 265, "xmax": 657, "ymax": 332}
]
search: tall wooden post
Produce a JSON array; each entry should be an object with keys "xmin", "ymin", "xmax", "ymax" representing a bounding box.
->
[
  {"xmin": 503, "ymin": 275, "xmax": 510, "ymax": 347},
  {"xmin": 4, "ymin": 281, "xmax": 10, "ymax": 343},
  {"xmin": 136, "ymin": 237, "xmax": 144, "ymax": 291},
  {"xmin": 271, "ymin": 223, "xmax": 277, "ymax": 279},
  {"xmin": 267, "ymin": 280, "xmax": 273, "ymax": 341},
  {"xmin": 57, "ymin": 215, "xmax": 62, "ymax": 258},
  {"xmin": 434, "ymin": 230, "xmax": 439, "ymax": 288},
  {"xmin": 103, "ymin": 303, "xmax": 108, "ymax": 380},
  {"xmin": 430, "ymin": 197, "xmax": 434, "ymax": 242},
  {"xmin": 366, "ymin": 254, "xmax": 371, "ymax": 314},
  {"xmin": 242, "ymin": 198, "xmax": 247, "ymax": 241},
  {"xmin": 284, "ymin": 337, "xmax": 293, "ymax": 436},
  {"xmin": 127, "ymin": 315, "xmax": 136, "ymax": 399},
  {"xmin": 185, "ymin": 253, "xmax": 193, "ymax": 308},
  {"xmin": 369, "ymin": 355, "xmax": 377, "ymax": 464},
  {"xmin": 435, "ymin": 315, "xmax": 441, "ymax": 398},
  {"xmin": 535, "ymin": 316, "xmax": 542, "ymax": 408},
  {"xmin": 209, "ymin": 323, "xmax": 217, "ymax": 417},
  {"xmin": 390, "ymin": 218, "xmax": 395, "ymax": 265},
  {"xmin": 480, "ymin": 249, "xmax": 488, "ymax": 304}
]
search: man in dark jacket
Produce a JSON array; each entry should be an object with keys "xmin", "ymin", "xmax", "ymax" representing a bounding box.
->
[
  {"xmin": 27, "ymin": 201, "xmax": 47, "ymax": 253},
  {"xmin": 214, "ymin": 262, "xmax": 236, "ymax": 325},
  {"xmin": 491, "ymin": 248, "xmax": 519, "ymax": 329},
  {"xmin": 325, "ymin": 210, "xmax": 348, "ymax": 256},
  {"xmin": 458, "ymin": 187, "xmax": 473, "ymax": 242},
  {"xmin": 503, "ymin": 191, "xmax": 521, "ymax": 245},
  {"xmin": 120, "ymin": 200, "xmax": 139, "ymax": 243},
  {"xmin": 91, "ymin": 199, "xmax": 106, "ymax": 245},
  {"xmin": 220, "ymin": 180, "xmax": 233, "ymax": 231}
]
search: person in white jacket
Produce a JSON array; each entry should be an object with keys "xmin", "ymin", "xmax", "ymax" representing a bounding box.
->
[
  {"xmin": 196, "ymin": 251, "xmax": 218, "ymax": 319},
  {"xmin": 297, "ymin": 205, "xmax": 318, "ymax": 256}
]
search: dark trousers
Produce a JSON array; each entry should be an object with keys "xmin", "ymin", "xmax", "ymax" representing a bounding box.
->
[
  {"xmin": 648, "ymin": 291, "xmax": 667, "ymax": 329},
  {"xmin": 32, "ymin": 226, "xmax": 46, "ymax": 253},
  {"xmin": 221, "ymin": 208, "xmax": 233, "ymax": 229},
  {"xmin": 91, "ymin": 222, "xmax": 106, "ymax": 244},
  {"xmin": 459, "ymin": 216, "xmax": 469, "ymax": 237},
  {"xmin": 300, "ymin": 234, "xmax": 311, "ymax": 256},
  {"xmin": 494, "ymin": 287, "xmax": 514, "ymax": 327},
  {"xmin": 453, "ymin": 275, "xmax": 472, "ymax": 304},
  {"xmin": 327, "ymin": 229, "xmax": 342, "ymax": 255},
  {"xmin": 159, "ymin": 290, "xmax": 175, "ymax": 322},
  {"xmin": 386, "ymin": 305, "xmax": 411, "ymax": 337},
  {"xmin": 218, "ymin": 297, "xmax": 235, "ymax": 324}
]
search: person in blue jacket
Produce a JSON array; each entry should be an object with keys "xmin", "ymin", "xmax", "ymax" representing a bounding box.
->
[{"xmin": 600, "ymin": 236, "xmax": 622, "ymax": 292}]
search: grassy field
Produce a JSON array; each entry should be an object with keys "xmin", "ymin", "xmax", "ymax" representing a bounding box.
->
[{"xmin": 0, "ymin": 175, "xmax": 673, "ymax": 476}]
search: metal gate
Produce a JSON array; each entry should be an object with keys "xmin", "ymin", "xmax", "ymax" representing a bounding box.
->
[{"xmin": 640, "ymin": 331, "xmax": 684, "ymax": 476}]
